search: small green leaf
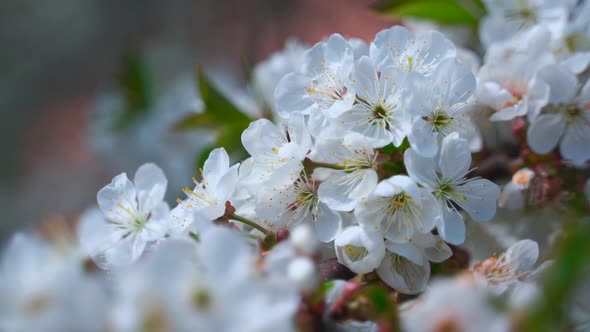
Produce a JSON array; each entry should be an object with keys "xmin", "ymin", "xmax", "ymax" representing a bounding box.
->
[
  {"xmin": 173, "ymin": 112, "xmax": 223, "ymax": 131},
  {"xmin": 113, "ymin": 52, "xmax": 154, "ymax": 131},
  {"xmin": 376, "ymin": 0, "xmax": 480, "ymax": 25},
  {"xmin": 379, "ymin": 139, "xmax": 410, "ymax": 155},
  {"xmin": 369, "ymin": 286, "xmax": 390, "ymax": 314},
  {"xmin": 196, "ymin": 67, "xmax": 252, "ymax": 125}
]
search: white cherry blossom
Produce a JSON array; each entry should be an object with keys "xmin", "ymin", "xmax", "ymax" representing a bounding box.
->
[
  {"xmin": 335, "ymin": 225, "xmax": 386, "ymax": 275},
  {"xmin": 355, "ymin": 175, "xmax": 439, "ymax": 243},
  {"xmin": 377, "ymin": 233, "xmax": 451, "ymax": 294},
  {"xmin": 527, "ymin": 65, "xmax": 590, "ymax": 165},
  {"xmin": 240, "ymin": 114, "xmax": 311, "ymax": 190},
  {"xmin": 311, "ymin": 133, "xmax": 379, "ymax": 211},
  {"xmin": 480, "ymin": 0, "xmax": 570, "ymax": 48},
  {"xmin": 255, "ymin": 173, "xmax": 341, "ymax": 242},
  {"xmin": 477, "ymin": 52, "xmax": 552, "ymax": 122},
  {"xmin": 79, "ymin": 163, "xmax": 169, "ymax": 268},
  {"xmin": 275, "ymin": 34, "xmax": 355, "ymax": 119},
  {"xmin": 407, "ymin": 58, "xmax": 477, "ymax": 157},
  {"xmin": 335, "ymin": 55, "xmax": 411, "ymax": 147},
  {"xmin": 370, "ymin": 25, "xmax": 456, "ymax": 76},
  {"xmin": 473, "ymin": 239, "xmax": 553, "ymax": 294},
  {"xmin": 404, "ymin": 133, "xmax": 500, "ymax": 245},
  {"xmin": 172, "ymin": 148, "xmax": 239, "ymax": 232}
]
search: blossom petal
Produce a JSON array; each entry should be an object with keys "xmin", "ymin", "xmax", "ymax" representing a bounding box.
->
[
  {"xmin": 314, "ymin": 203, "xmax": 342, "ymax": 242},
  {"xmin": 97, "ymin": 172, "xmax": 138, "ymax": 224},
  {"xmin": 408, "ymin": 117, "xmax": 438, "ymax": 157},
  {"xmin": 134, "ymin": 163, "xmax": 167, "ymax": 214},
  {"xmin": 536, "ymin": 64, "xmax": 578, "ymax": 104},
  {"xmin": 439, "ymin": 132, "xmax": 471, "ymax": 181},
  {"xmin": 560, "ymin": 122, "xmax": 590, "ymax": 166},
  {"xmin": 202, "ymin": 148, "xmax": 230, "ymax": 188},
  {"xmin": 403, "ymin": 149, "xmax": 438, "ymax": 189},
  {"xmin": 423, "ymin": 235, "xmax": 452, "ymax": 263},
  {"xmin": 78, "ymin": 207, "xmax": 126, "ymax": 258},
  {"xmin": 455, "ymin": 178, "xmax": 500, "ymax": 222},
  {"xmin": 385, "ymin": 241, "xmax": 424, "ymax": 265},
  {"xmin": 504, "ymin": 239, "xmax": 539, "ymax": 274},
  {"xmin": 275, "ymin": 72, "xmax": 317, "ymax": 117},
  {"xmin": 377, "ymin": 251, "xmax": 430, "ymax": 294},
  {"xmin": 438, "ymin": 207, "xmax": 465, "ymax": 245},
  {"xmin": 527, "ymin": 114, "xmax": 566, "ymax": 154}
]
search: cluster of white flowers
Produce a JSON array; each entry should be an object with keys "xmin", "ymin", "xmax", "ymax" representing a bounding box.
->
[
  {"xmin": 3, "ymin": 1, "xmax": 590, "ymax": 329},
  {"xmin": 477, "ymin": 0, "xmax": 590, "ymax": 165}
]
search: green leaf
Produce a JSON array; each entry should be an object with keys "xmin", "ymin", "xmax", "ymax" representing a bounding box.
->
[
  {"xmin": 376, "ymin": 0, "xmax": 480, "ymax": 25},
  {"xmin": 369, "ymin": 286, "xmax": 390, "ymax": 314},
  {"xmin": 379, "ymin": 138, "xmax": 410, "ymax": 155},
  {"xmin": 113, "ymin": 52, "xmax": 154, "ymax": 131},
  {"xmin": 196, "ymin": 67, "xmax": 252, "ymax": 125},
  {"xmin": 186, "ymin": 67, "xmax": 254, "ymax": 171},
  {"xmin": 521, "ymin": 219, "xmax": 590, "ymax": 331},
  {"xmin": 173, "ymin": 112, "xmax": 223, "ymax": 131}
]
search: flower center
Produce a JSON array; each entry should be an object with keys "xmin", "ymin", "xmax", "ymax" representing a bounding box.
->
[
  {"xmin": 342, "ymin": 244, "xmax": 369, "ymax": 262},
  {"xmin": 371, "ymin": 104, "xmax": 393, "ymax": 130},
  {"xmin": 424, "ymin": 109, "xmax": 453, "ymax": 133},
  {"xmin": 192, "ymin": 288, "xmax": 212, "ymax": 311}
]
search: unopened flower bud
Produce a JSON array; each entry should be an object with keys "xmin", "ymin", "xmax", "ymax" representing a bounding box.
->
[
  {"xmin": 291, "ymin": 224, "xmax": 320, "ymax": 256},
  {"xmin": 287, "ymin": 257, "xmax": 318, "ymax": 293},
  {"xmin": 334, "ymin": 226, "xmax": 385, "ymax": 274},
  {"xmin": 276, "ymin": 228, "xmax": 290, "ymax": 243}
]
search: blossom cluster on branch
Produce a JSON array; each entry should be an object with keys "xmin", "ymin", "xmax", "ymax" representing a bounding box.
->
[{"xmin": 2, "ymin": 0, "xmax": 590, "ymax": 331}]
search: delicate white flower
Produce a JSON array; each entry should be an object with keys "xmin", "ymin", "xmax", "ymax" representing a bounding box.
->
[
  {"xmin": 241, "ymin": 114, "xmax": 311, "ymax": 190},
  {"xmin": 404, "ymin": 133, "xmax": 500, "ymax": 245},
  {"xmin": 480, "ymin": 0, "xmax": 569, "ymax": 48},
  {"xmin": 498, "ymin": 168, "xmax": 535, "ymax": 210},
  {"xmin": 484, "ymin": 24, "xmax": 590, "ymax": 75},
  {"xmin": 407, "ymin": 58, "xmax": 477, "ymax": 157},
  {"xmin": 173, "ymin": 148, "xmax": 239, "ymax": 232},
  {"xmin": 251, "ymin": 39, "xmax": 308, "ymax": 111},
  {"xmin": 0, "ymin": 233, "xmax": 108, "ymax": 332},
  {"xmin": 335, "ymin": 55, "xmax": 411, "ymax": 147},
  {"xmin": 477, "ymin": 52, "xmax": 552, "ymax": 121},
  {"xmin": 311, "ymin": 133, "xmax": 379, "ymax": 211},
  {"xmin": 377, "ymin": 233, "xmax": 451, "ymax": 294},
  {"xmin": 472, "ymin": 239, "xmax": 553, "ymax": 294},
  {"xmin": 79, "ymin": 163, "xmax": 169, "ymax": 268},
  {"xmin": 370, "ymin": 25, "xmax": 456, "ymax": 76},
  {"xmin": 401, "ymin": 278, "xmax": 509, "ymax": 332},
  {"xmin": 355, "ymin": 175, "xmax": 440, "ymax": 243},
  {"xmin": 334, "ymin": 226, "xmax": 386, "ymax": 274},
  {"xmin": 111, "ymin": 227, "xmax": 299, "ymax": 332},
  {"xmin": 256, "ymin": 173, "xmax": 341, "ymax": 242},
  {"xmin": 275, "ymin": 34, "xmax": 355, "ymax": 119},
  {"xmin": 527, "ymin": 65, "xmax": 590, "ymax": 165}
]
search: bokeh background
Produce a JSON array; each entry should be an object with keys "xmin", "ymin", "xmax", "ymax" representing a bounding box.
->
[{"xmin": 0, "ymin": 0, "xmax": 398, "ymax": 241}]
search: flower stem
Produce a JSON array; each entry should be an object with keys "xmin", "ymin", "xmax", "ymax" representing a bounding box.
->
[{"xmin": 230, "ymin": 214, "xmax": 270, "ymax": 235}]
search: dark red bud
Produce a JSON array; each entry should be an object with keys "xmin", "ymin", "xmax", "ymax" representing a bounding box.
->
[{"xmin": 276, "ymin": 228, "xmax": 290, "ymax": 242}]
